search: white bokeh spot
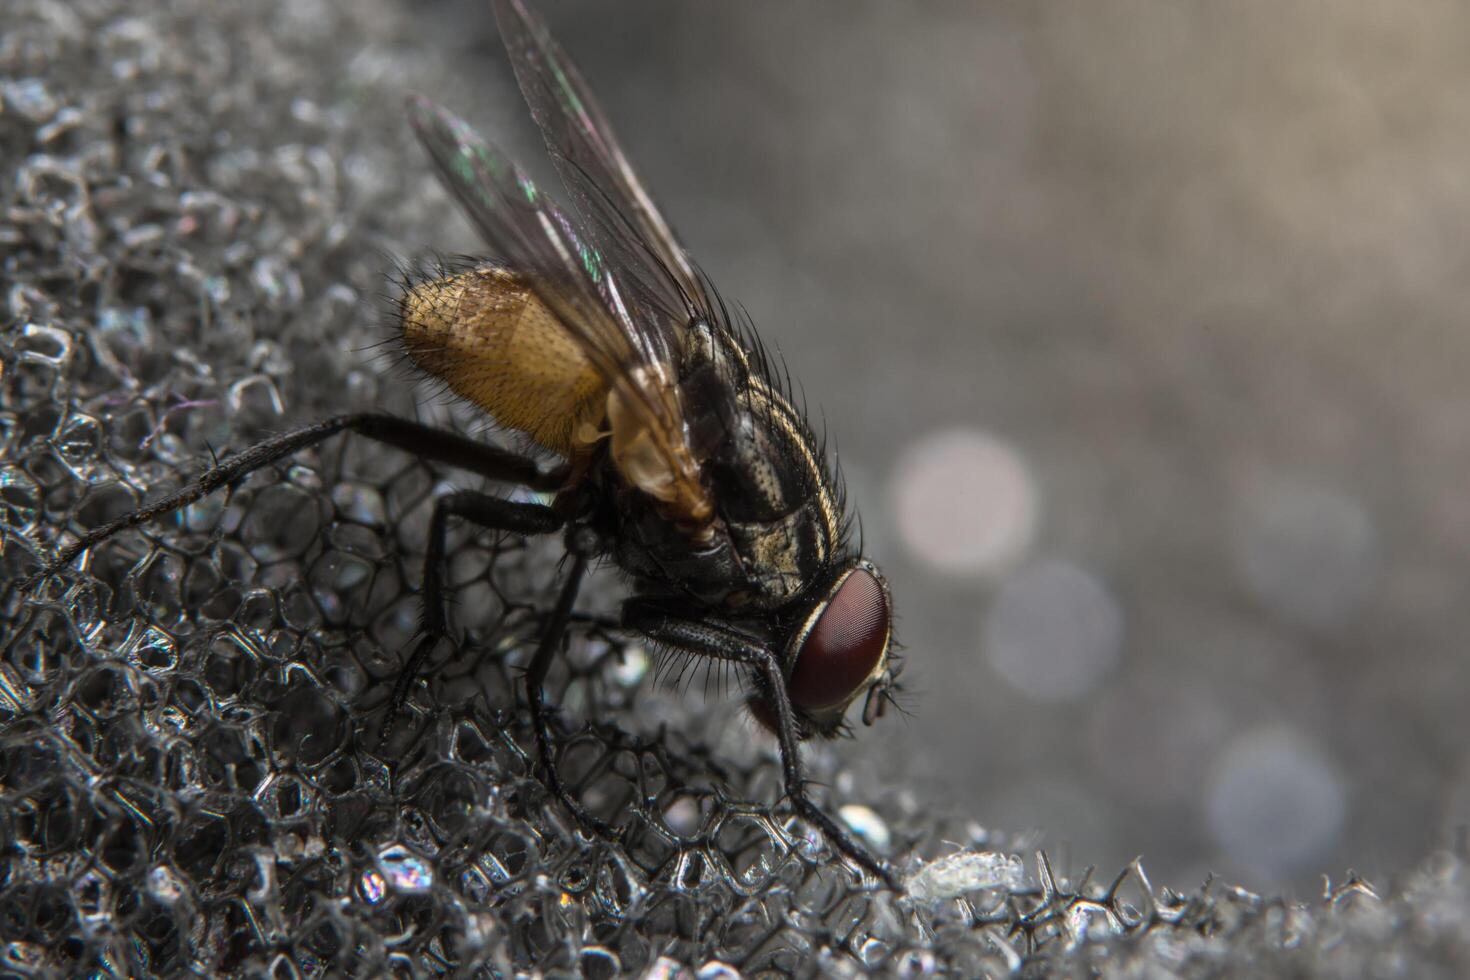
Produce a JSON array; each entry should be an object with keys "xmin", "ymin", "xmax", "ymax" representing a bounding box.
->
[
  {"xmin": 1207, "ymin": 726, "xmax": 1346, "ymax": 878},
  {"xmin": 984, "ymin": 559, "xmax": 1124, "ymax": 702},
  {"xmin": 889, "ymin": 427, "xmax": 1038, "ymax": 576}
]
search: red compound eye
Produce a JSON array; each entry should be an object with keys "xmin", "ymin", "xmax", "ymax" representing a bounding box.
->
[{"xmin": 787, "ymin": 566, "xmax": 891, "ymax": 713}]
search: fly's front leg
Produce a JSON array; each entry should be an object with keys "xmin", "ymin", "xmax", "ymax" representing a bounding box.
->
[
  {"xmin": 384, "ymin": 491, "xmax": 563, "ymax": 733},
  {"xmin": 622, "ymin": 601, "xmax": 899, "ymax": 889},
  {"xmin": 524, "ymin": 528, "xmax": 616, "ymax": 838}
]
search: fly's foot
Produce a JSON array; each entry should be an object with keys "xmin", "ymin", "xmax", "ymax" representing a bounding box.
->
[
  {"xmin": 379, "ymin": 631, "xmax": 448, "ymax": 741},
  {"xmin": 529, "ymin": 717, "xmax": 622, "ymax": 842},
  {"xmin": 792, "ymin": 792, "xmax": 900, "ymax": 890},
  {"xmin": 539, "ymin": 762, "xmax": 621, "ymax": 843}
]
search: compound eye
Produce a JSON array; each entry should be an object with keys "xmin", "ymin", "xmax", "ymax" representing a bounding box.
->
[{"xmin": 788, "ymin": 567, "xmax": 891, "ymax": 713}]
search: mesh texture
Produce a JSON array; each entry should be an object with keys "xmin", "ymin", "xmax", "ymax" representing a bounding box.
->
[{"xmin": 3, "ymin": 0, "xmax": 1470, "ymax": 976}]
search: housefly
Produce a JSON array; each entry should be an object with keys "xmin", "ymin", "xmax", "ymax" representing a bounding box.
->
[{"xmin": 25, "ymin": 0, "xmax": 903, "ymax": 885}]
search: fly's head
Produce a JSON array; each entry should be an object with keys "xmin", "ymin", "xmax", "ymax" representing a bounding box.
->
[{"xmin": 749, "ymin": 559, "xmax": 899, "ymax": 740}]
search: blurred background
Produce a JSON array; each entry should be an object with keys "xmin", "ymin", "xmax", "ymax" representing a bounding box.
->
[{"xmin": 389, "ymin": 0, "xmax": 1470, "ymax": 896}]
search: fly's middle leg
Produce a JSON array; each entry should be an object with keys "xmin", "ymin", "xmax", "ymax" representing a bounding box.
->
[
  {"xmin": 382, "ymin": 491, "xmax": 563, "ymax": 734},
  {"xmin": 523, "ymin": 529, "xmax": 618, "ymax": 839}
]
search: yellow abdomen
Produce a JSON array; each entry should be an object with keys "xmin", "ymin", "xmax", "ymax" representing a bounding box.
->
[{"xmin": 399, "ymin": 265, "xmax": 606, "ymax": 454}]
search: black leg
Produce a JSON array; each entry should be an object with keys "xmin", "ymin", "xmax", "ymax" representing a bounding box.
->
[
  {"xmin": 22, "ymin": 413, "xmax": 564, "ymax": 589},
  {"xmin": 622, "ymin": 601, "xmax": 899, "ymax": 889},
  {"xmin": 524, "ymin": 539, "xmax": 617, "ymax": 839},
  {"xmin": 383, "ymin": 491, "xmax": 563, "ymax": 730}
]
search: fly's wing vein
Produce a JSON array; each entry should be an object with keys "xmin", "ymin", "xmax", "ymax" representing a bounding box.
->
[
  {"xmin": 406, "ymin": 96, "xmax": 712, "ymax": 526},
  {"xmin": 493, "ymin": 0, "xmax": 711, "ymax": 346}
]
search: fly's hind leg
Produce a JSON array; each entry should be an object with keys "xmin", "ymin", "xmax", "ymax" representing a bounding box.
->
[
  {"xmin": 383, "ymin": 491, "xmax": 563, "ymax": 733},
  {"xmin": 522, "ymin": 528, "xmax": 618, "ymax": 839},
  {"xmin": 622, "ymin": 601, "xmax": 899, "ymax": 890},
  {"xmin": 20, "ymin": 412, "xmax": 564, "ymax": 590}
]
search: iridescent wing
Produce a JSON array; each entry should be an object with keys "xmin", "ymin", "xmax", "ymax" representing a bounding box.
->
[
  {"xmin": 407, "ymin": 97, "xmax": 712, "ymax": 527},
  {"xmin": 492, "ymin": 0, "xmax": 712, "ymax": 335}
]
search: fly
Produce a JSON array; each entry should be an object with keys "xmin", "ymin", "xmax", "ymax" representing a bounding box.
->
[{"xmin": 24, "ymin": 0, "xmax": 904, "ymax": 886}]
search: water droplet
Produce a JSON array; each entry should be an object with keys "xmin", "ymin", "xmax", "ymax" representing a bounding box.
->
[
  {"xmin": 250, "ymin": 256, "xmax": 302, "ymax": 306},
  {"xmin": 2, "ymin": 78, "xmax": 58, "ymax": 122},
  {"xmin": 377, "ymin": 844, "xmax": 433, "ymax": 893},
  {"xmin": 359, "ymin": 869, "xmax": 386, "ymax": 904},
  {"xmin": 1064, "ymin": 901, "xmax": 1120, "ymax": 946},
  {"xmin": 202, "ymin": 276, "xmax": 231, "ymax": 303},
  {"xmin": 148, "ymin": 864, "xmax": 185, "ymax": 903},
  {"xmin": 610, "ymin": 644, "xmax": 649, "ymax": 687},
  {"xmin": 645, "ymin": 956, "xmax": 690, "ymax": 980},
  {"xmin": 695, "ymin": 962, "xmax": 741, "ymax": 980},
  {"xmin": 662, "ymin": 796, "xmax": 701, "ymax": 836},
  {"xmin": 17, "ymin": 323, "xmax": 73, "ymax": 367},
  {"xmin": 330, "ymin": 483, "xmax": 385, "ymax": 526},
  {"xmin": 1, "ymin": 942, "xmax": 45, "ymax": 970},
  {"xmin": 838, "ymin": 805, "xmax": 891, "ymax": 851}
]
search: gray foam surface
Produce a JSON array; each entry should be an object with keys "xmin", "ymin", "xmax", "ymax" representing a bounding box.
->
[{"xmin": 4, "ymin": 0, "xmax": 1470, "ymax": 976}]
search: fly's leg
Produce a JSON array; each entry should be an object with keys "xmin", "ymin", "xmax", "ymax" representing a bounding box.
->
[
  {"xmin": 383, "ymin": 492, "xmax": 563, "ymax": 733},
  {"xmin": 21, "ymin": 412, "xmax": 564, "ymax": 590},
  {"xmin": 622, "ymin": 601, "xmax": 899, "ymax": 890},
  {"xmin": 524, "ymin": 529, "xmax": 616, "ymax": 839}
]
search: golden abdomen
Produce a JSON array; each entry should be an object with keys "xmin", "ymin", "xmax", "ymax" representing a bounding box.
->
[{"xmin": 399, "ymin": 265, "xmax": 606, "ymax": 454}]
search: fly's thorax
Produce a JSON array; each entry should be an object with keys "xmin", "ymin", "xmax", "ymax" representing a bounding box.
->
[
  {"xmin": 398, "ymin": 263, "xmax": 606, "ymax": 454},
  {"xmin": 687, "ymin": 321, "xmax": 842, "ymax": 604},
  {"xmin": 604, "ymin": 320, "xmax": 844, "ymax": 609},
  {"xmin": 607, "ymin": 503, "xmax": 747, "ymax": 606},
  {"xmin": 606, "ymin": 485, "xmax": 833, "ymax": 611}
]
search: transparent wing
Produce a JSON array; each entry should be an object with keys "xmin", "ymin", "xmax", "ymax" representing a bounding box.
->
[
  {"xmin": 407, "ymin": 96, "xmax": 710, "ymax": 523},
  {"xmin": 493, "ymin": 0, "xmax": 712, "ymax": 333}
]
